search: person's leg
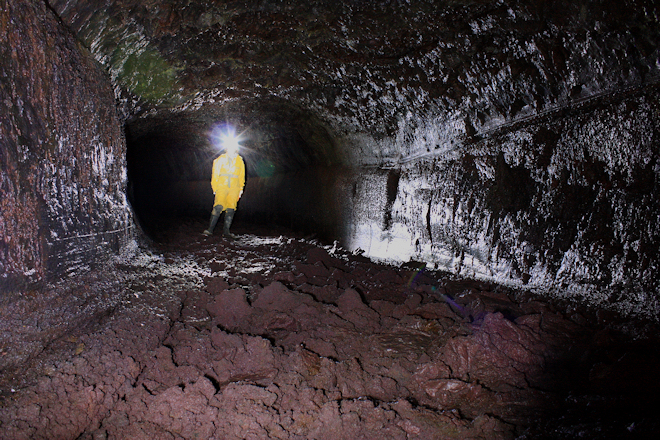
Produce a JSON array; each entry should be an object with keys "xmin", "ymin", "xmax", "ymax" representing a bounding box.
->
[
  {"xmin": 203, "ymin": 204, "xmax": 224, "ymax": 235},
  {"xmin": 222, "ymin": 187, "xmax": 242, "ymax": 238},
  {"xmin": 223, "ymin": 208, "xmax": 236, "ymax": 237}
]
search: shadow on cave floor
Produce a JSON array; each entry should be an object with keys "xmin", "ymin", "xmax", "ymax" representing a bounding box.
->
[
  {"xmin": 1, "ymin": 220, "xmax": 660, "ymax": 439},
  {"xmin": 135, "ymin": 208, "xmax": 328, "ymax": 247},
  {"xmin": 149, "ymin": 214, "xmax": 320, "ymax": 244}
]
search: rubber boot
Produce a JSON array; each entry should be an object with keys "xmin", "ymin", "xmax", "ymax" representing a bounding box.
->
[
  {"xmin": 223, "ymin": 208, "xmax": 237, "ymax": 238},
  {"xmin": 203, "ymin": 205, "xmax": 223, "ymax": 236}
]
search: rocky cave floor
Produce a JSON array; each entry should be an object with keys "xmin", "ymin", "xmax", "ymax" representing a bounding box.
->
[{"xmin": 1, "ymin": 220, "xmax": 660, "ymax": 440}]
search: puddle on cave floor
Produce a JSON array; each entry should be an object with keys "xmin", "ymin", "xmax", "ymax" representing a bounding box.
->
[{"xmin": 1, "ymin": 219, "xmax": 659, "ymax": 439}]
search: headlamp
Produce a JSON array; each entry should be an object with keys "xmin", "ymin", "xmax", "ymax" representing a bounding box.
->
[
  {"xmin": 222, "ymin": 132, "xmax": 240, "ymax": 154},
  {"xmin": 210, "ymin": 123, "xmax": 243, "ymax": 154}
]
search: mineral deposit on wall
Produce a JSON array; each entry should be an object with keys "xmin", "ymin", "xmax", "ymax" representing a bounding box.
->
[{"xmin": 1, "ymin": 0, "xmax": 133, "ymax": 291}]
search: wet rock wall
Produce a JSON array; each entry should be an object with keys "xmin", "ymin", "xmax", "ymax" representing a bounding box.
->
[
  {"xmin": 316, "ymin": 0, "xmax": 660, "ymax": 160},
  {"xmin": 346, "ymin": 86, "xmax": 660, "ymax": 318},
  {"xmin": 0, "ymin": 0, "xmax": 132, "ymax": 292}
]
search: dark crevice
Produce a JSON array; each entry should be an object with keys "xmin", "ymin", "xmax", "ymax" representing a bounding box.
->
[
  {"xmin": 204, "ymin": 374, "xmax": 221, "ymax": 394},
  {"xmin": 383, "ymin": 168, "xmax": 401, "ymax": 231},
  {"xmin": 426, "ymin": 198, "xmax": 433, "ymax": 244}
]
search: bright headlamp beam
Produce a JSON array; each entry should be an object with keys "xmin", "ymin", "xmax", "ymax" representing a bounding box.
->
[
  {"xmin": 210, "ymin": 124, "xmax": 243, "ymax": 153},
  {"xmin": 221, "ymin": 132, "xmax": 241, "ymax": 153}
]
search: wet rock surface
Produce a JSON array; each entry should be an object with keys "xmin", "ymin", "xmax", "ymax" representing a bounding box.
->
[
  {"xmin": 1, "ymin": 223, "xmax": 658, "ymax": 439},
  {"xmin": 1, "ymin": 0, "xmax": 132, "ymax": 291}
]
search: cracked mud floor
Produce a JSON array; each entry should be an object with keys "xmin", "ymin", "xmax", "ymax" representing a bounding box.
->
[{"xmin": 1, "ymin": 220, "xmax": 659, "ymax": 439}]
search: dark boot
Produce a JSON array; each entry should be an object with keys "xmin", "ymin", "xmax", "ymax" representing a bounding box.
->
[
  {"xmin": 203, "ymin": 205, "xmax": 223, "ymax": 235},
  {"xmin": 223, "ymin": 208, "xmax": 237, "ymax": 238}
]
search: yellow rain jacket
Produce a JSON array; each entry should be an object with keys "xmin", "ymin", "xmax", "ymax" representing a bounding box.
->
[{"xmin": 211, "ymin": 153, "xmax": 246, "ymax": 210}]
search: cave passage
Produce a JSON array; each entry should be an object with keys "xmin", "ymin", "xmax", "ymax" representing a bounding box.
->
[
  {"xmin": 2, "ymin": 0, "xmax": 660, "ymax": 438},
  {"xmin": 126, "ymin": 100, "xmax": 347, "ymax": 242}
]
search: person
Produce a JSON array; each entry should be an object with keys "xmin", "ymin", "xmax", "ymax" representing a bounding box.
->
[{"xmin": 203, "ymin": 136, "xmax": 245, "ymax": 238}]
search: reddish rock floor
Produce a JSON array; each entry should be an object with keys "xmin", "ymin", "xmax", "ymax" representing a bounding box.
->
[{"xmin": 1, "ymin": 220, "xmax": 659, "ymax": 439}]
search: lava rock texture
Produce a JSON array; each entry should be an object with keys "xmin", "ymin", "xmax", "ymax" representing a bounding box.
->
[{"xmin": 1, "ymin": 224, "xmax": 658, "ymax": 439}]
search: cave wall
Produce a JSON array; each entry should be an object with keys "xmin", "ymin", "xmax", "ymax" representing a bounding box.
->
[
  {"xmin": 295, "ymin": 1, "xmax": 660, "ymax": 317},
  {"xmin": 0, "ymin": 0, "xmax": 133, "ymax": 292},
  {"xmin": 346, "ymin": 88, "xmax": 660, "ymax": 317}
]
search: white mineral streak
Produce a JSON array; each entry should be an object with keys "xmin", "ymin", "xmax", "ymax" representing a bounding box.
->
[{"xmin": 41, "ymin": 130, "xmax": 134, "ymax": 280}]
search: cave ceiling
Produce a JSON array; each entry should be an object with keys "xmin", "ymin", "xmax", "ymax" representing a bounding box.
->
[{"xmin": 48, "ymin": 0, "xmax": 660, "ymax": 164}]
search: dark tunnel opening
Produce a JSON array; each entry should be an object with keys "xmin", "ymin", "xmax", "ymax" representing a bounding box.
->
[{"xmin": 125, "ymin": 101, "xmax": 348, "ymax": 243}]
